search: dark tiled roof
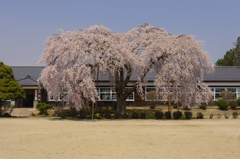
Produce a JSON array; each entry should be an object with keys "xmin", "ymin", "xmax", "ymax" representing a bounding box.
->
[
  {"xmin": 11, "ymin": 66, "xmax": 44, "ymax": 86},
  {"xmin": 96, "ymin": 67, "xmax": 240, "ymax": 82},
  {"xmin": 10, "ymin": 66, "xmax": 240, "ymax": 86},
  {"xmin": 203, "ymin": 66, "xmax": 240, "ymax": 82}
]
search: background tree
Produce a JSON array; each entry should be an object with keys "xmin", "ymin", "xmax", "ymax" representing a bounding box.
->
[
  {"xmin": 38, "ymin": 24, "xmax": 214, "ymax": 114},
  {"xmin": 0, "ymin": 62, "xmax": 26, "ymax": 115},
  {"xmin": 144, "ymin": 91, "xmax": 161, "ymax": 109},
  {"xmin": 215, "ymin": 37, "xmax": 240, "ymax": 66},
  {"xmin": 219, "ymin": 90, "xmax": 236, "ymax": 102}
]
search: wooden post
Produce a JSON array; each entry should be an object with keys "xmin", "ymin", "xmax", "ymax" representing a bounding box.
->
[
  {"xmin": 95, "ymin": 66, "xmax": 99, "ymax": 111},
  {"xmin": 92, "ymin": 67, "xmax": 96, "ymax": 120}
]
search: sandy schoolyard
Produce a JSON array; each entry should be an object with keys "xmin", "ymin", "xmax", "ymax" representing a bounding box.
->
[{"xmin": 0, "ymin": 118, "xmax": 240, "ymax": 159}]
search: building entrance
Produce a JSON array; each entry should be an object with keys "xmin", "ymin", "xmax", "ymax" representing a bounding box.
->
[{"xmin": 22, "ymin": 90, "xmax": 34, "ymax": 108}]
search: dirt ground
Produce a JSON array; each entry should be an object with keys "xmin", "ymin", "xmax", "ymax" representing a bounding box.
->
[{"xmin": 1, "ymin": 118, "xmax": 240, "ymax": 159}]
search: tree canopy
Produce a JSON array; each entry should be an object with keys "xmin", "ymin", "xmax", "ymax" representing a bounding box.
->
[
  {"xmin": 0, "ymin": 61, "xmax": 26, "ymax": 100},
  {"xmin": 38, "ymin": 24, "xmax": 214, "ymax": 114},
  {"xmin": 215, "ymin": 37, "xmax": 240, "ymax": 66}
]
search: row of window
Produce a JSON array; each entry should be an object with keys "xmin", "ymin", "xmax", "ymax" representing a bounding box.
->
[
  {"xmin": 48, "ymin": 87, "xmax": 134, "ymax": 101},
  {"xmin": 145, "ymin": 87, "xmax": 240, "ymax": 101},
  {"xmin": 211, "ymin": 87, "xmax": 240, "ymax": 101},
  {"xmin": 47, "ymin": 87, "xmax": 240, "ymax": 102}
]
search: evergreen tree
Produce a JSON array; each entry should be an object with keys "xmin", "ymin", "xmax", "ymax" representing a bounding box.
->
[
  {"xmin": 0, "ymin": 62, "xmax": 26, "ymax": 114},
  {"xmin": 215, "ymin": 37, "xmax": 240, "ymax": 66}
]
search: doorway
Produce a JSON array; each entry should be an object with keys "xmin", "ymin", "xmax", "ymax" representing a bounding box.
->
[{"xmin": 22, "ymin": 90, "xmax": 34, "ymax": 108}]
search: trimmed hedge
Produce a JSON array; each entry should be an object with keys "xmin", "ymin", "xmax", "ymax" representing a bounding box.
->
[
  {"xmin": 165, "ymin": 111, "xmax": 171, "ymax": 119},
  {"xmin": 132, "ymin": 112, "xmax": 139, "ymax": 119},
  {"xmin": 230, "ymin": 101, "xmax": 238, "ymax": 109},
  {"xmin": 216, "ymin": 99, "xmax": 229, "ymax": 110},
  {"xmin": 197, "ymin": 112, "xmax": 204, "ymax": 119},
  {"xmin": 184, "ymin": 112, "xmax": 192, "ymax": 119},
  {"xmin": 200, "ymin": 104, "xmax": 207, "ymax": 110},
  {"xmin": 155, "ymin": 111, "xmax": 164, "ymax": 119},
  {"xmin": 173, "ymin": 111, "xmax": 182, "ymax": 119}
]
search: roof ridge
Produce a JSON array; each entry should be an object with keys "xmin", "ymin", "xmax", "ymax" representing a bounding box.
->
[
  {"xmin": 214, "ymin": 66, "xmax": 238, "ymax": 67},
  {"xmin": 10, "ymin": 66, "xmax": 45, "ymax": 68}
]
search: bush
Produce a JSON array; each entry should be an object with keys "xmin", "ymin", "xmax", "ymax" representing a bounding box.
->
[
  {"xmin": 122, "ymin": 113, "xmax": 129, "ymax": 119},
  {"xmin": 104, "ymin": 111, "xmax": 112, "ymax": 119},
  {"xmin": 36, "ymin": 103, "xmax": 53, "ymax": 115},
  {"xmin": 57, "ymin": 110, "xmax": 70, "ymax": 118},
  {"xmin": 155, "ymin": 111, "xmax": 164, "ymax": 119},
  {"xmin": 68, "ymin": 108, "xmax": 78, "ymax": 117},
  {"xmin": 2, "ymin": 113, "xmax": 11, "ymax": 117},
  {"xmin": 150, "ymin": 105, "xmax": 155, "ymax": 109},
  {"xmin": 144, "ymin": 91, "xmax": 159, "ymax": 109},
  {"xmin": 79, "ymin": 109, "xmax": 87, "ymax": 119},
  {"xmin": 184, "ymin": 112, "xmax": 192, "ymax": 119},
  {"xmin": 219, "ymin": 90, "xmax": 236, "ymax": 102},
  {"xmin": 97, "ymin": 101, "xmax": 105, "ymax": 109},
  {"xmin": 182, "ymin": 106, "xmax": 190, "ymax": 110},
  {"xmin": 230, "ymin": 101, "xmax": 238, "ymax": 109},
  {"xmin": 111, "ymin": 101, "xmax": 117, "ymax": 110},
  {"xmin": 140, "ymin": 113, "xmax": 146, "ymax": 119},
  {"xmin": 232, "ymin": 112, "xmax": 238, "ymax": 119},
  {"xmin": 197, "ymin": 112, "xmax": 204, "ymax": 119},
  {"xmin": 200, "ymin": 104, "xmax": 207, "ymax": 110},
  {"xmin": 210, "ymin": 113, "xmax": 213, "ymax": 119},
  {"xmin": 216, "ymin": 99, "xmax": 229, "ymax": 110},
  {"xmin": 132, "ymin": 112, "xmax": 139, "ymax": 119},
  {"xmin": 237, "ymin": 98, "xmax": 240, "ymax": 106},
  {"xmin": 53, "ymin": 110, "xmax": 60, "ymax": 116},
  {"xmin": 165, "ymin": 111, "xmax": 171, "ymax": 119},
  {"xmin": 114, "ymin": 112, "xmax": 121, "ymax": 119},
  {"xmin": 173, "ymin": 111, "xmax": 182, "ymax": 119},
  {"xmin": 208, "ymin": 98, "xmax": 215, "ymax": 106}
]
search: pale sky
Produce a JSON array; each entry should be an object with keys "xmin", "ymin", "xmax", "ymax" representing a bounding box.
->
[{"xmin": 0, "ymin": 0, "xmax": 239, "ymax": 66}]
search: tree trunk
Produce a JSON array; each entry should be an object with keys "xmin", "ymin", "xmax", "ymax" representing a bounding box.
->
[
  {"xmin": 167, "ymin": 91, "xmax": 172, "ymax": 118},
  {"xmin": 117, "ymin": 95, "xmax": 126, "ymax": 115},
  {"xmin": 85, "ymin": 98, "xmax": 88, "ymax": 111},
  {"xmin": 95, "ymin": 66, "xmax": 99, "ymax": 111},
  {"xmin": 92, "ymin": 67, "xmax": 96, "ymax": 120},
  {"xmin": 177, "ymin": 102, "xmax": 179, "ymax": 112}
]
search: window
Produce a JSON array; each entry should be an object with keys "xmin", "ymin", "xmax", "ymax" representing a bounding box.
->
[
  {"xmin": 98, "ymin": 87, "xmax": 134, "ymax": 101},
  {"xmin": 48, "ymin": 92, "xmax": 68, "ymax": 101}
]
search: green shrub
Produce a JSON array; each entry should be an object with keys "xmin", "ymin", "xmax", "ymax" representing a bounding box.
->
[
  {"xmin": 173, "ymin": 111, "xmax": 182, "ymax": 119},
  {"xmin": 200, "ymin": 104, "xmax": 207, "ymax": 110},
  {"xmin": 57, "ymin": 110, "xmax": 70, "ymax": 118},
  {"xmin": 140, "ymin": 113, "xmax": 146, "ymax": 119},
  {"xmin": 36, "ymin": 103, "xmax": 53, "ymax": 115},
  {"xmin": 230, "ymin": 101, "xmax": 238, "ymax": 109},
  {"xmin": 184, "ymin": 112, "xmax": 192, "ymax": 119},
  {"xmin": 232, "ymin": 112, "xmax": 238, "ymax": 119},
  {"xmin": 132, "ymin": 112, "xmax": 139, "ymax": 119},
  {"xmin": 165, "ymin": 111, "xmax": 171, "ymax": 119},
  {"xmin": 150, "ymin": 105, "xmax": 155, "ymax": 109},
  {"xmin": 122, "ymin": 113, "xmax": 129, "ymax": 119},
  {"xmin": 155, "ymin": 111, "xmax": 164, "ymax": 119},
  {"xmin": 104, "ymin": 111, "xmax": 111, "ymax": 119},
  {"xmin": 68, "ymin": 108, "xmax": 78, "ymax": 117},
  {"xmin": 79, "ymin": 109, "xmax": 87, "ymax": 119},
  {"xmin": 111, "ymin": 101, "xmax": 117, "ymax": 110},
  {"xmin": 237, "ymin": 98, "xmax": 240, "ymax": 106},
  {"xmin": 216, "ymin": 99, "xmax": 229, "ymax": 110},
  {"xmin": 2, "ymin": 113, "xmax": 11, "ymax": 117},
  {"xmin": 197, "ymin": 112, "xmax": 204, "ymax": 119},
  {"xmin": 208, "ymin": 98, "xmax": 215, "ymax": 106},
  {"xmin": 97, "ymin": 101, "xmax": 105, "ymax": 109},
  {"xmin": 210, "ymin": 113, "xmax": 213, "ymax": 119},
  {"xmin": 114, "ymin": 112, "xmax": 121, "ymax": 119}
]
